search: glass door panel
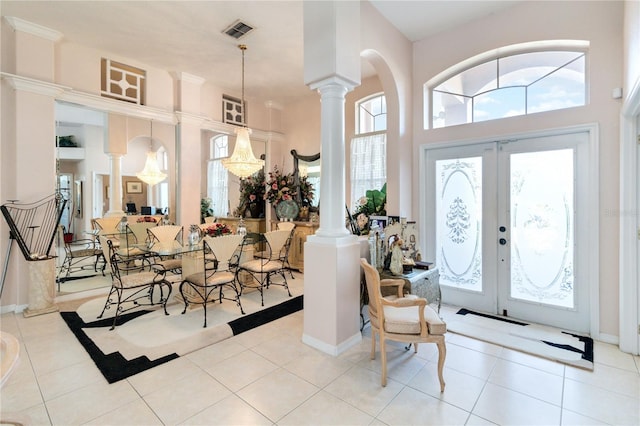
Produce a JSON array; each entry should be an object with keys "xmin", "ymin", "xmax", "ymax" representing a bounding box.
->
[
  {"xmin": 510, "ymin": 149, "xmax": 575, "ymax": 308},
  {"xmin": 436, "ymin": 157, "xmax": 483, "ymax": 292},
  {"xmin": 425, "ymin": 143, "xmax": 497, "ymax": 314}
]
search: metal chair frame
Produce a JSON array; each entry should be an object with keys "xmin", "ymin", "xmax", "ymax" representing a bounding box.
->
[
  {"xmin": 179, "ymin": 234, "xmax": 245, "ymax": 327},
  {"xmin": 98, "ymin": 239, "xmax": 172, "ymax": 330},
  {"xmin": 238, "ymin": 229, "xmax": 293, "ymax": 306}
]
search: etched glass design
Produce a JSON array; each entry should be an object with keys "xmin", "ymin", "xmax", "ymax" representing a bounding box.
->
[
  {"xmin": 436, "ymin": 157, "xmax": 482, "ymax": 291},
  {"xmin": 510, "ymin": 149, "xmax": 574, "ymax": 308}
]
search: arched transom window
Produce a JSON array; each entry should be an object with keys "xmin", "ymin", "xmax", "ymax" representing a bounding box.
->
[{"xmin": 427, "ymin": 42, "xmax": 588, "ymax": 129}]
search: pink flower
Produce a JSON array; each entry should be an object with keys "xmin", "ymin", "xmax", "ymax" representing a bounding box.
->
[{"xmin": 249, "ymin": 194, "xmax": 256, "ymax": 202}]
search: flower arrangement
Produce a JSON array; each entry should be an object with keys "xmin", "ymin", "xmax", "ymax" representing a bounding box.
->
[
  {"xmin": 352, "ymin": 184, "xmax": 387, "ymax": 235},
  {"xmin": 234, "ymin": 169, "xmax": 266, "ymax": 217},
  {"xmin": 264, "ymin": 165, "xmax": 297, "ymax": 206},
  {"xmin": 299, "ymin": 175, "xmax": 315, "ymax": 207},
  {"xmin": 202, "ymin": 223, "xmax": 233, "ymax": 237}
]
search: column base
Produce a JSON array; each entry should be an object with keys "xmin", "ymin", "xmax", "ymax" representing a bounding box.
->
[{"xmin": 302, "ymin": 236, "xmax": 361, "ymax": 355}]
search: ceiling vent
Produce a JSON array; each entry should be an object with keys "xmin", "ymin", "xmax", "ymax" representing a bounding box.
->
[{"xmin": 222, "ymin": 20, "xmax": 254, "ymax": 40}]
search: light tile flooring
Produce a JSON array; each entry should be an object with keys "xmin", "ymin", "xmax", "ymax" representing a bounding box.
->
[{"xmin": 1, "ymin": 298, "xmax": 639, "ymax": 425}]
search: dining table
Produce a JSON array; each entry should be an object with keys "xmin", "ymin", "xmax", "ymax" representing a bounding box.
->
[{"xmin": 141, "ymin": 232, "xmax": 265, "ymax": 303}]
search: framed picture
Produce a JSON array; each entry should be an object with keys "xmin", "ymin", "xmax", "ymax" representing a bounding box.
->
[
  {"xmin": 126, "ymin": 181, "xmax": 143, "ymax": 194},
  {"xmin": 369, "ymin": 215, "xmax": 388, "ymax": 230}
]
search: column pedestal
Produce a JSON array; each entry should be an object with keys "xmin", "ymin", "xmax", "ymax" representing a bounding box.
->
[
  {"xmin": 302, "ymin": 235, "xmax": 361, "ymax": 355},
  {"xmin": 23, "ymin": 258, "xmax": 58, "ymax": 317}
]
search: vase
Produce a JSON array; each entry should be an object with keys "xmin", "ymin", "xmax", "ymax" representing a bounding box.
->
[{"xmin": 247, "ymin": 202, "xmax": 264, "ymax": 219}]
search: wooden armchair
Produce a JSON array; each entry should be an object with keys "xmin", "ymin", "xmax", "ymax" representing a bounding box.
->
[{"xmin": 360, "ymin": 258, "xmax": 447, "ymax": 391}]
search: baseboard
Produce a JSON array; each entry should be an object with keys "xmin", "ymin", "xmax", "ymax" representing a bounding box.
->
[
  {"xmin": 302, "ymin": 331, "xmax": 362, "ymax": 356},
  {"xmin": 596, "ymin": 332, "xmax": 619, "ymax": 346}
]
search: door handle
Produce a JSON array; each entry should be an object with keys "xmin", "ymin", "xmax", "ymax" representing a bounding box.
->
[{"xmin": 499, "ymin": 238, "xmax": 507, "ymax": 245}]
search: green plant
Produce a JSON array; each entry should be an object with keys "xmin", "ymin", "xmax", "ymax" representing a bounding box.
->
[
  {"xmin": 200, "ymin": 198, "xmax": 214, "ymax": 223},
  {"xmin": 352, "ymin": 183, "xmax": 387, "ymax": 235}
]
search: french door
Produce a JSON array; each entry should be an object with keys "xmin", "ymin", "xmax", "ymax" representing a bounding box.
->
[{"xmin": 423, "ymin": 131, "xmax": 594, "ymax": 333}]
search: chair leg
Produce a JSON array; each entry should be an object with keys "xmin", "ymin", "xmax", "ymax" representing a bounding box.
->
[
  {"xmin": 370, "ymin": 329, "xmax": 377, "ymax": 360},
  {"xmin": 109, "ymin": 288, "xmax": 124, "ymax": 331},
  {"xmin": 380, "ymin": 337, "xmax": 388, "ymax": 387},
  {"xmin": 436, "ymin": 340, "xmax": 446, "ymax": 392}
]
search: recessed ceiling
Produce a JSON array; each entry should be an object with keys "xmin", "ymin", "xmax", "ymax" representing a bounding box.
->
[{"xmin": 1, "ymin": 1, "xmax": 520, "ymax": 105}]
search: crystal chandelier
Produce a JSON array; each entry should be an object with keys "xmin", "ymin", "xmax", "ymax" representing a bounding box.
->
[
  {"xmin": 222, "ymin": 44, "xmax": 264, "ymax": 178},
  {"xmin": 136, "ymin": 121, "xmax": 167, "ymax": 186}
]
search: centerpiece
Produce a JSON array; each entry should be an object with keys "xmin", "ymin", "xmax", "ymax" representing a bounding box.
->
[{"xmin": 202, "ymin": 223, "xmax": 233, "ymax": 237}]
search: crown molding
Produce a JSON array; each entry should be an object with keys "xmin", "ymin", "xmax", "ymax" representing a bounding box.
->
[
  {"xmin": 4, "ymin": 16, "xmax": 63, "ymax": 42},
  {"xmin": 59, "ymin": 90, "xmax": 176, "ymax": 124},
  {"xmin": 1, "ymin": 72, "xmax": 69, "ymax": 97},
  {"xmin": 171, "ymin": 72, "xmax": 206, "ymax": 86},
  {"xmin": 174, "ymin": 111, "xmax": 208, "ymax": 127}
]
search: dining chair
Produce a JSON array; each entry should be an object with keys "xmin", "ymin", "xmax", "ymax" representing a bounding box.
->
[
  {"xmin": 97, "ymin": 238, "xmax": 172, "ymax": 330},
  {"xmin": 145, "ymin": 225, "xmax": 184, "ymax": 276},
  {"xmin": 127, "ymin": 220, "xmax": 158, "ymax": 245},
  {"xmin": 56, "ymin": 225, "xmax": 105, "ymax": 290},
  {"xmin": 179, "ymin": 234, "xmax": 245, "ymax": 327},
  {"xmin": 238, "ymin": 229, "xmax": 293, "ymax": 306},
  {"xmin": 360, "ymin": 258, "xmax": 447, "ymax": 390}
]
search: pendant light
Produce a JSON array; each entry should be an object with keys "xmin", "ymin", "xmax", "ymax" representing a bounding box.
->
[
  {"xmin": 136, "ymin": 121, "xmax": 167, "ymax": 186},
  {"xmin": 222, "ymin": 44, "xmax": 264, "ymax": 178}
]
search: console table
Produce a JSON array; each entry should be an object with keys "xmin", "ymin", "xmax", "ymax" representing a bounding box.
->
[{"xmin": 381, "ymin": 268, "xmax": 441, "ymax": 314}]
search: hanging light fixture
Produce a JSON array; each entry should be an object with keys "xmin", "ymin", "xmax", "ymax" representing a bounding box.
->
[
  {"xmin": 136, "ymin": 121, "xmax": 167, "ymax": 186},
  {"xmin": 222, "ymin": 44, "xmax": 264, "ymax": 178}
]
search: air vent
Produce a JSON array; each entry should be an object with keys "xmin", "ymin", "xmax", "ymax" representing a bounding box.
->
[{"xmin": 222, "ymin": 20, "xmax": 254, "ymax": 40}]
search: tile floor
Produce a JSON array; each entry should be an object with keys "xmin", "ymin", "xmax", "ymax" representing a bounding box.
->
[{"xmin": 1, "ymin": 298, "xmax": 639, "ymax": 425}]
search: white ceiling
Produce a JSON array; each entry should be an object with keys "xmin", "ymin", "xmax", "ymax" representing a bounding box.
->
[{"xmin": 1, "ymin": 1, "xmax": 519, "ymax": 105}]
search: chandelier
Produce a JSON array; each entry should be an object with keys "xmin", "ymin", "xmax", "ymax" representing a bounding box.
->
[
  {"xmin": 136, "ymin": 121, "xmax": 167, "ymax": 186},
  {"xmin": 222, "ymin": 44, "xmax": 264, "ymax": 178}
]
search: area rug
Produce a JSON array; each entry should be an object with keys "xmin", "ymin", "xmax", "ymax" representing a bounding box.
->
[
  {"xmin": 447, "ymin": 308, "xmax": 594, "ymax": 370},
  {"xmin": 60, "ymin": 275, "xmax": 304, "ymax": 383}
]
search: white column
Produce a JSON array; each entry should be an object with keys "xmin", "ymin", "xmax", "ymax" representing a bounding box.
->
[
  {"xmin": 106, "ymin": 153, "xmax": 124, "ymax": 216},
  {"xmin": 301, "ymin": 0, "xmax": 362, "ymax": 356},
  {"xmin": 315, "ymin": 81, "xmax": 353, "ymax": 238},
  {"xmin": 303, "ymin": 77, "xmax": 361, "ymax": 355}
]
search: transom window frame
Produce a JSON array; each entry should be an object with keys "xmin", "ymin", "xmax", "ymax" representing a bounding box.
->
[
  {"xmin": 424, "ymin": 40, "xmax": 590, "ymax": 130},
  {"xmin": 357, "ymin": 92, "xmax": 387, "ymax": 135}
]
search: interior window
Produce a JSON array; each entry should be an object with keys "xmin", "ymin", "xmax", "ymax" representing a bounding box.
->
[
  {"xmin": 207, "ymin": 135, "xmax": 229, "ymax": 217},
  {"xmin": 351, "ymin": 93, "xmax": 387, "ymax": 209},
  {"xmin": 358, "ymin": 93, "xmax": 387, "ymax": 134},
  {"xmin": 429, "ymin": 49, "xmax": 586, "ymax": 129}
]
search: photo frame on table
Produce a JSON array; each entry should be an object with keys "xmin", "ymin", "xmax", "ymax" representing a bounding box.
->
[
  {"xmin": 126, "ymin": 181, "xmax": 143, "ymax": 194},
  {"xmin": 369, "ymin": 215, "xmax": 388, "ymax": 230}
]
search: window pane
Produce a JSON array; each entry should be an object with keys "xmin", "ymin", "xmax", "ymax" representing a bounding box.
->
[
  {"xmin": 527, "ymin": 56, "xmax": 585, "ymax": 114},
  {"xmin": 358, "ymin": 94, "xmax": 387, "ymax": 134},
  {"xmin": 474, "ymin": 87, "xmax": 526, "ymax": 122},
  {"xmin": 433, "ymin": 91, "xmax": 471, "ymax": 128},
  {"xmin": 437, "ymin": 60, "xmax": 497, "ymax": 97},
  {"xmin": 499, "ymin": 51, "xmax": 583, "ymax": 87}
]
